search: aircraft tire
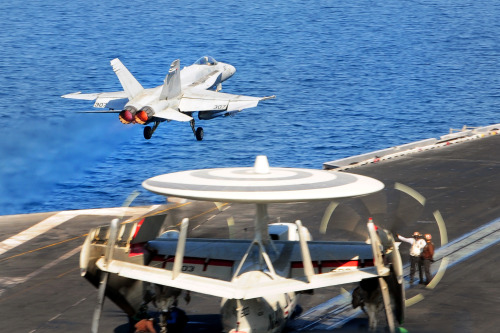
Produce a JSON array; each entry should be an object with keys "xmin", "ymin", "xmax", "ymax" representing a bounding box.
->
[
  {"xmin": 144, "ymin": 126, "xmax": 153, "ymax": 140},
  {"xmin": 195, "ymin": 127, "xmax": 204, "ymax": 141}
]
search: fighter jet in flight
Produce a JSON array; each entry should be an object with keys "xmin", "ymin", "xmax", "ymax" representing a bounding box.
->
[{"xmin": 62, "ymin": 56, "xmax": 274, "ymax": 140}]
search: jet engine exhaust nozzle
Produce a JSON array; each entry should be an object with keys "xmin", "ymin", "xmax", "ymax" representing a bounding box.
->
[
  {"xmin": 118, "ymin": 110, "xmax": 135, "ymax": 124},
  {"xmin": 135, "ymin": 108, "xmax": 154, "ymax": 125}
]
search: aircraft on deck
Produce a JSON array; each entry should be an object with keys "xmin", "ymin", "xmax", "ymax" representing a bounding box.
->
[
  {"xmin": 81, "ymin": 156, "xmax": 405, "ymax": 333},
  {"xmin": 62, "ymin": 56, "xmax": 274, "ymax": 140}
]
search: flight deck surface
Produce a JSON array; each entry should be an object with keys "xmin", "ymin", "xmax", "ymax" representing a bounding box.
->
[{"xmin": 1, "ymin": 133, "xmax": 500, "ymax": 332}]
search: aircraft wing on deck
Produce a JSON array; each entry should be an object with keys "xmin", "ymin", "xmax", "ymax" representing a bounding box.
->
[
  {"xmin": 89, "ymin": 237, "xmax": 379, "ymax": 300},
  {"xmin": 96, "ymin": 257, "xmax": 380, "ymax": 300}
]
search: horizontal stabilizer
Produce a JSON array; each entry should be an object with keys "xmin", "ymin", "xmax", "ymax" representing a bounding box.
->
[
  {"xmin": 62, "ymin": 92, "xmax": 100, "ymax": 100},
  {"xmin": 62, "ymin": 91, "xmax": 129, "ymax": 110},
  {"xmin": 110, "ymin": 58, "xmax": 144, "ymax": 100},
  {"xmin": 131, "ymin": 214, "xmax": 166, "ymax": 244},
  {"xmin": 97, "ymin": 258, "xmax": 382, "ymax": 300},
  {"xmin": 77, "ymin": 110, "xmax": 121, "ymax": 113},
  {"xmin": 62, "ymin": 91, "xmax": 128, "ymax": 100},
  {"xmin": 154, "ymin": 108, "xmax": 193, "ymax": 122}
]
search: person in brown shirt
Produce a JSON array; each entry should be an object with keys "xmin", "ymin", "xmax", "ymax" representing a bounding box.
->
[
  {"xmin": 135, "ymin": 318, "xmax": 156, "ymax": 333},
  {"xmin": 420, "ymin": 234, "xmax": 435, "ymax": 285}
]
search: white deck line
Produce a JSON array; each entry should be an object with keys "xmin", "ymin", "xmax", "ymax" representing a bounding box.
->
[
  {"xmin": 0, "ymin": 246, "xmax": 82, "ymax": 288},
  {"xmin": 0, "ymin": 206, "xmax": 159, "ymax": 256}
]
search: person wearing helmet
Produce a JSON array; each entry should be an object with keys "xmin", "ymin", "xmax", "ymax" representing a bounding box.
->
[
  {"xmin": 397, "ymin": 231, "xmax": 426, "ymax": 285},
  {"xmin": 420, "ymin": 234, "xmax": 435, "ymax": 285}
]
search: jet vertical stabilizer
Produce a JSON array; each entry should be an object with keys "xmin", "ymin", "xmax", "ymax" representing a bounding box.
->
[
  {"xmin": 160, "ymin": 59, "xmax": 181, "ymax": 100},
  {"xmin": 110, "ymin": 58, "xmax": 144, "ymax": 100}
]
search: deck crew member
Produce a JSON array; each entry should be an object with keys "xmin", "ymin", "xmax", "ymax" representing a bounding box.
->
[
  {"xmin": 420, "ymin": 234, "xmax": 435, "ymax": 285},
  {"xmin": 135, "ymin": 318, "xmax": 156, "ymax": 333},
  {"xmin": 397, "ymin": 232, "xmax": 426, "ymax": 284}
]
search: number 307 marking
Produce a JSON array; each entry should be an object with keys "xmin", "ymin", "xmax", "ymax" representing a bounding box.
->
[{"xmin": 214, "ymin": 105, "xmax": 226, "ymax": 110}]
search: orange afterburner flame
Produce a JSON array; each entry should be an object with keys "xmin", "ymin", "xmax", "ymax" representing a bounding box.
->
[
  {"xmin": 135, "ymin": 110, "xmax": 149, "ymax": 124},
  {"xmin": 118, "ymin": 110, "xmax": 134, "ymax": 124}
]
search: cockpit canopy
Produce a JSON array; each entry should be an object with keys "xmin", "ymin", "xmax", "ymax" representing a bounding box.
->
[{"xmin": 194, "ymin": 56, "xmax": 218, "ymax": 66}]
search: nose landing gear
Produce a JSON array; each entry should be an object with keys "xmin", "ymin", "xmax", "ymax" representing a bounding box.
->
[
  {"xmin": 143, "ymin": 119, "xmax": 204, "ymax": 141},
  {"xmin": 190, "ymin": 119, "xmax": 204, "ymax": 141}
]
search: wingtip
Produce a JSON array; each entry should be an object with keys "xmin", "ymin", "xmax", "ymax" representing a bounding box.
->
[
  {"xmin": 110, "ymin": 58, "xmax": 121, "ymax": 67},
  {"xmin": 262, "ymin": 95, "xmax": 276, "ymax": 100},
  {"xmin": 61, "ymin": 92, "xmax": 81, "ymax": 98}
]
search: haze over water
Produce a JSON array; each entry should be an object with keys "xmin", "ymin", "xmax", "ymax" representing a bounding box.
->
[{"xmin": 0, "ymin": 0, "xmax": 499, "ymax": 215}]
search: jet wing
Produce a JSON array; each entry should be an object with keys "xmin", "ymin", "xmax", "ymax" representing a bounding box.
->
[
  {"xmin": 62, "ymin": 91, "xmax": 128, "ymax": 109},
  {"xmin": 179, "ymin": 90, "xmax": 275, "ymax": 112},
  {"xmin": 96, "ymin": 258, "xmax": 380, "ymax": 300}
]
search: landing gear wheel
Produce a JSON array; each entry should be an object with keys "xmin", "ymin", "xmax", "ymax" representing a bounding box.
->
[
  {"xmin": 144, "ymin": 126, "xmax": 153, "ymax": 140},
  {"xmin": 195, "ymin": 127, "xmax": 204, "ymax": 141}
]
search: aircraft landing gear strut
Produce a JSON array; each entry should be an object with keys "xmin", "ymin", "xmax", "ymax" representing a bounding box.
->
[
  {"xmin": 190, "ymin": 119, "xmax": 204, "ymax": 141},
  {"xmin": 143, "ymin": 121, "xmax": 160, "ymax": 140}
]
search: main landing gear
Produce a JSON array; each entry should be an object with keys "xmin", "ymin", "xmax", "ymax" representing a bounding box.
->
[
  {"xmin": 190, "ymin": 119, "xmax": 204, "ymax": 141},
  {"xmin": 142, "ymin": 120, "xmax": 204, "ymax": 141},
  {"xmin": 143, "ymin": 121, "xmax": 160, "ymax": 140}
]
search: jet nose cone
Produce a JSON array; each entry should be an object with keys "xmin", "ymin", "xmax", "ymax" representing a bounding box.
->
[
  {"xmin": 222, "ymin": 64, "xmax": 236, "ymax": 80},
  {"xmin": 228, "ymin": 64, "xmax": 236, "ymax": 76}
]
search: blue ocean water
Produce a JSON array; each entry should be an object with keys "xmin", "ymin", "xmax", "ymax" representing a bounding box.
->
[{"xmin": 0, "ymin": 0, "xmax": 499, "ymax": 215}]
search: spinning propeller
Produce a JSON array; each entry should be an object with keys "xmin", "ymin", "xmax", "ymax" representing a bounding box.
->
[
  {"xmin": 319, "ymin": 181, "xmax": 447, "ymax": 244},
  {"xmin": 91, "ymin": 191, "xmax": 140, "ymax": 333},
  {"xmin": 319, "ymin": 179, "xmax": 449, "ymax": 328}
]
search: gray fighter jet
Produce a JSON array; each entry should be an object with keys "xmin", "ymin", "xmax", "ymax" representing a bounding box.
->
[{"xmin": 62, "ymin": 56, "xmax": 274, "ymax": 140}]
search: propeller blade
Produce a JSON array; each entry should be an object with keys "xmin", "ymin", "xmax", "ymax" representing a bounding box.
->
[
  {"xmin": 319, "ymin": 201, "xmax": 339, "ymax": 234},
  {"xmin": 92, "ymin": 218, "xmax": 119, "ymax": 333},
  {"xmin": 91, "ymin": 271, "xmax": 109, "ymax": 333},
  {"xmin": 90, "ymin": 191, "xmax": 141, "ymax": 332}
]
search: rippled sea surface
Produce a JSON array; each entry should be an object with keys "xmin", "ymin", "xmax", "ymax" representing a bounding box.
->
[{"xmin": 0, "ymin": 0, "xmax": 499, "ymax": 215}]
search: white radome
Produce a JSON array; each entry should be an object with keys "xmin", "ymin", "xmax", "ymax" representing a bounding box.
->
[{"xmin": 143, "ymin": 156, "xmax": 384, "ymax": 203}]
